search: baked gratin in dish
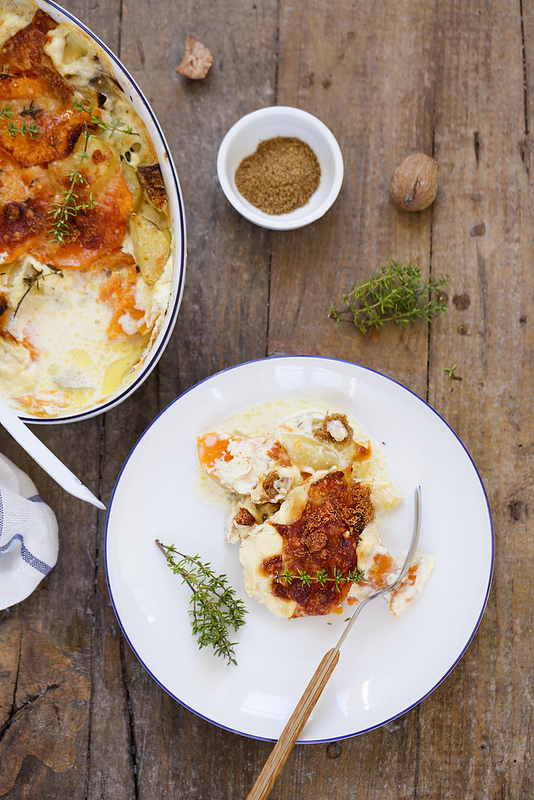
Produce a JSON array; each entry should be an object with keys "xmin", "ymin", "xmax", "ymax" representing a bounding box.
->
[
  {"xmin": 198, "ymin": 408, "xmax": 434, "ymax": 620},
  {"xmin": 0, "ymin": 0, "xmax": 185, "ymax": 420}
]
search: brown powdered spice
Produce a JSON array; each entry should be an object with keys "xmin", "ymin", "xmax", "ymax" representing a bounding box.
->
[{"xmin": 234, "ymin": 136, "xmax": 321, "ymax": 215}]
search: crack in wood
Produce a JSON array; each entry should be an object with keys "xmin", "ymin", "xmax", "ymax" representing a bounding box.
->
[
  {"xmin": 519, "ymin": 137, "xmax": 530, "ymax": 173},
  {"xmin": 84, "ymin": 599, "xmax": 96, "ymax": 799},
  {"xmin": 476, "ymin": 247, "xmax": 489, "ymax": 372},
  {"xmin": 0, "ymin": 626, "xmax": 23, "ymax": 746},
  {"xmin": 84, "ymin": 414, "xmax": 106, "ymax": 800},
  {"xmin": 120, "ymin": 636, "xmax": 139, "ymax": 799},
  {"xmin": 117, "ymin": 0, "xmax": 124, "ymax": 58},
  {"xmin": 0, "ymin": 683, "xmax": 60, "ymax": 744},
  {"xmin": 474, "ymin": 131, "xmax": 480, "ymax": 165},
  {"xmin": 426, "ymin": 125, "xmax": 437, "ymax": 405},
  {"xmin": 519, "ymin": 0, "xmax": 529, "ymax": 137}
]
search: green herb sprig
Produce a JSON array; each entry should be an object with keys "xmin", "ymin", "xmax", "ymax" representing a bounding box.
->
[
  {"xmin": 444, "ymin": 363, "xmax": 462, "ymax": 380},
  {"xmin": 0, "ymin": 102, "xmax": 39, "ymax": 138},
  {"xmin": 49, "ymin": 129, "xmax": 97, "ymax": 243},
  {"xmin": 13, "ymin": 265, "xmax": 63, "ymax": 318},
  {"xmin": 276, "ymin": 566, "xmax": 367, "ymax": 593},
  {"xmin": 330, "ymin": 258, "xmax": 450, "ymax": 333},
  {"xmin": 20, "ymin": 101, "xmax": 43, "ymax": 121},
  {"xmin": 156, "ymin": 540, "xmax": 247, "ymax": 666},
  {"xmin": 73, "ymin": 98, "xmax": 137, "ymax": 139}
]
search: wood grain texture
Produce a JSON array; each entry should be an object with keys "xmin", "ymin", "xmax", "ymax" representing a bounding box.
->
[{"xmin": 0, "ymin": 0, "xmax": 532, "ymax": 798}]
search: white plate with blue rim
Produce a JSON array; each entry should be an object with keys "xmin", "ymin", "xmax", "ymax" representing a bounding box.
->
[{"xmin": 105, "ymin": 356, "xmax": 493, "ymax": 742}]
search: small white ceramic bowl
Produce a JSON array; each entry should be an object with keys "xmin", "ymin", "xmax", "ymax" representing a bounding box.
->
[{"xmin": 217, "ymin": 106, "xmax": 343, "ymax": 230}]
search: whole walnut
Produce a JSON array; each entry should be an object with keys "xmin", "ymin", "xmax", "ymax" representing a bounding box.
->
[{"xmin": 390, "ymin": 153, "xmax": 439, "ymax": 211}]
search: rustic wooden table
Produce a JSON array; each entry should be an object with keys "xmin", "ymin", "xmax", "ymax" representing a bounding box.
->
[{"xmin": 1, "ymin": 0, "xmax": 532, "ymax": 797}]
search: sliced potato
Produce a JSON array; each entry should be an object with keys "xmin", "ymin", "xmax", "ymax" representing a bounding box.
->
[
  {"xmin": 128, "ymin": 213, "xmax": 171, "ymax": 286},
  {"xmin": 61, "ymin": 30, "xmax": 94, "ymax": 65},
  {"xmin": 120, "ymin": 161, "xmax": 143, "ymax": 211},
  {"xmin": 48, "ymin": 134, "xmax": 118, "ymax": 195},
  {"xmin": 276, "ymin": 431, "xmax": 340, "ymax": 472}
]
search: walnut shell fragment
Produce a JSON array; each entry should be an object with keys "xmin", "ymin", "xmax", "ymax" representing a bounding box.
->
[
  {"xmin": 176, "ymin": 36, "xmax": 213, "ymax": 80},
  {"xmin": 390, "ymin": 153, "xmax": 439, "ymax": 211}
]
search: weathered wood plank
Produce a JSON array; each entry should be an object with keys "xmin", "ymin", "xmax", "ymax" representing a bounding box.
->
[
  {"xmin": 269, "ymin": 0, "xmax": 438, "ymax": 399},
  {"xmin": 119, "ymin": 0, "xmax": 276, "ymax": 396},
  {"xmin": 423, "ymin": 1, "xmax": 534, "ymax": 799}
]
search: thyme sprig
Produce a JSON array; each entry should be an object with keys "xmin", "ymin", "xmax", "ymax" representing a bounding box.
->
[
  {"xmin": 444, "ymin": 363, "xmax": 462, "ymax": 380},
  {"xmin": 49, "ymin": 129, "xmax": 97, "ymax": 243},
  {"xmin": 20, "ymin": 101, "xmax": 43, "ymax": 120},
  {"xmin": 156, "ymin": 540, "xmax": 247, "ymax": 666},
  {"xmin": 13, "ymin": 265, "xmax": 63, "ymax": 318},
  {"xmin": 276, "ymin": 566, "xmax": 367, "ymax": 593},
  {"xmin": 0, "ymin": 102, "xmax": 40, "ymax": 138},
  {"xmin": 330, "ymin": 258, "xmax": 450, "ymax": 333},
  {"xmin": 73, "ymin": 98, "xmax": 137, "ymax": 138}
]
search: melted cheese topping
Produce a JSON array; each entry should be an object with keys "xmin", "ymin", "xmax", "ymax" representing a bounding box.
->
[
  {"xmin": 0, "ymin": 1, "xmax": 173, "ymax": 417},
  {"xmin": 198, "ymin": 406, "xmax": 434, "ymax": 619}
]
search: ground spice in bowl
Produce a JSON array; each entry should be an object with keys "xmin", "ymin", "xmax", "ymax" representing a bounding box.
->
[{"xmin": 234, "ymin": 136, "xmax": 321, "ymax": 215}]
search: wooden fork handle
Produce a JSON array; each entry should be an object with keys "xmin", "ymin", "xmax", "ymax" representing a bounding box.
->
[{"xmin": 246, "ymin": 647, "xmax": 340, "ymax": 800}]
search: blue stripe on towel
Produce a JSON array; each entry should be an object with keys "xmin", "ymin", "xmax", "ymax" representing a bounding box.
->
[
  {"xmin": 0, "ymin": 489, "xmax": 51, "ymax": 575},
  {"xmin": 0, "ymin": 533, "xmax": 52, "ymax": 575},
  {"xmin": 28, "ymin": 495, "xmax": 44, "ymax": 503}
]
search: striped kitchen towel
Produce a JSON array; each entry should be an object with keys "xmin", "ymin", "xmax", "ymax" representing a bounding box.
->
[{"xmin": 0, "ymin": 453, "xmax": 58, "ymax": 610}]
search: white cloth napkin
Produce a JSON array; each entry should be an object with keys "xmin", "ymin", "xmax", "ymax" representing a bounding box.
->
[{"xmin": 0, "ymin": 453, "xmax": 58, "ymax": 610}]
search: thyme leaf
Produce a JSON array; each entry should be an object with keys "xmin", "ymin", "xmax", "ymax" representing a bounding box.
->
[
  {"xmin": 49, "ymin": 128, "xmax": 97, "ymax": 243},
  {"xmin": 0, "ymin": 102, "xmax": 40, "ymax": 138},
  {"xmin": 444, "ymin": 363, "xmax": 462, "ymax": 380},
  {"xmin": 73, "ymin": 98, "xmax": 137, "ymax": 138},
  {"xmin": 275, "ymin": 566, "xmax": 367, "ymax": 590},
  {"xmin": 13, "ymin": 264, "xmax": 63, "ymax": 318},
  {"xmin": 330, "ymin": 258, "xmax": 450, "ymax": 333},
  {"xmin": 20, "ymin": 100, "xmax": 43, "ymax": 120},
  {"xmin": 156, "ymin": 540, "xmax": 247, "ymax": 666}
]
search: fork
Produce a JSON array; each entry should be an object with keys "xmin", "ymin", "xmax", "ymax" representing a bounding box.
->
[{"xmin": 246, "ymin": 485, "xmax": 422, "ymax": 800}]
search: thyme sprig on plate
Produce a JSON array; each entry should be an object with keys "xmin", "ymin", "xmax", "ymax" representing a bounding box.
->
[
  {"xmin": 0, "ymin": 102, "xmax": 40, "ymax": 138},
  {"xmin": 276, "ymin": 566, "xmax": 367, "ymax": 593},
  {"xmin": 49, "ymin": 129, "xmax": 97, "ymax": 243},
  {"xmin": 13, "ymin": 265, "xmax": 63, "ymax": 318},
  {"xmin": 330, "ymin": 258, "xmax": 450, "ymax": 333},
  {"xmin": 156, "ymin": 540, "xmax": 247, "ymax": 666},
  {"xmin": 73, "ymin": 98, "xmax": 137, "ymax": 138}
]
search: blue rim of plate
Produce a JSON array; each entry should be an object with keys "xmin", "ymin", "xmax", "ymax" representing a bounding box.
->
[
  {"xmin": 21, "ymin": 0, "xmax": 187, "ymax": 424},
  {"xmin": 105, "ymin": 355, "xmax": 494, "ymax": 742}
]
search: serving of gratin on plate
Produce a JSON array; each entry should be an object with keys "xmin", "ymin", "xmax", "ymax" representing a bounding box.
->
[
  {"xmin": 0, "ymin": 0, "xmax": 186, "ymax": 420},
  {"xmin": 197, "ymin": 408, "xmax": 434, "ymax": 620}
]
